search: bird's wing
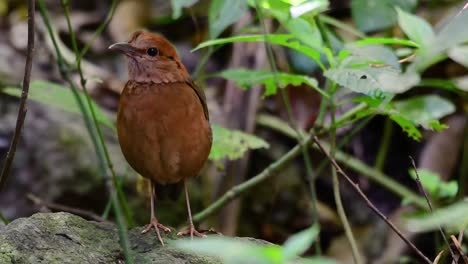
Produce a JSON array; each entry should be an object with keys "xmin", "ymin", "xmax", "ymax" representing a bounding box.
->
[{"xmin": 186, "ymin": 80, "xmax": 210, "ymax": 121}]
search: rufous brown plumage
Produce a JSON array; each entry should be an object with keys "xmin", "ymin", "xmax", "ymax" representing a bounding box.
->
[{"xmin": 109, "ymin": 30, "xmax": 212, "ymax": 245}]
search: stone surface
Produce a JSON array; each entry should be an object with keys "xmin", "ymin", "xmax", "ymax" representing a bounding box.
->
[{"xmin": 0, "ymin": 212, "xmax": 220, "ymax": 264}]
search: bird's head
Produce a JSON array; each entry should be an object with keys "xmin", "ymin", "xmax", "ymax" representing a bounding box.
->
[{"xmin": 109, "ymin": 30, "xmax": 189, "ymax": 83}]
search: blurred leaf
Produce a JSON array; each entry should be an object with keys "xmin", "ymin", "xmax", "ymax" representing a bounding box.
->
[
  {"xmin": 217, "ymin": 68, "xmax": 326, "ymax": 97},
  {"xmin": 262, "ymin": 0, "xmax": 324, "ymax": 48},
  {"xmin": 414, "ymin": 8, "xmax": 468, "ymax": 70},
  {"xmin": 324, "ymin": 67, "xmax": 420, "ymax": 97},
  {"xmin": 2, "ymin": 80, "xmax": 114, "ymax": 129},
  {"xmin": 354, "ymin": 37, "xmax": 419, "ymax": 48},
  {"xmin": 209, "ymin": 124, "xmax": 269, "ymax": 161},
  {"xmin": 173, "ymin": 237, "xmax": 281, "ymax": 264},
  {"xmin": 393, "ymin": 95, "xmax": 455, "ymax": 130},
  {"xmin": 351, "ymin": 0, "xmax": 417, "ymax": 32},
  {"xmin": 282, "ymin": 224, "xmax": 319, "ymax": 260},
  {"xmin": 209, "ymin": 0, "xmax": 248, "ymax": 39},
  {"xmin": 448, "ymin": 45, "xmax": 468, "ymax": 67},
  {"xmin": 193, "ymin": 34, "xmax": 325, "ymax": 69},
  {"xmin": 171, "ymin": 0, "xmax": 198, "ymax": 19},
  {"xmin": 396, "ymin": 7, "xmax": 435, "ymax": 47},
  {"xmin": 409, "ymin": 169, "xmax": 459, "ymax": 199},
  {"xmin": 454, "ymin": 75, "xmax": 468, "ymax": 92},
  {"xmin": 430, "ymin": 8, "xmax": 468, "ymax": 53},
  {"xmin": 298, "ymin": 258, "xmax": 338, "ymax": 264},
  {"xmin": 407, "ymin": 201, "xmax": 468, "ymax": 232},
  {"xmin": 290, "ymin": 0, "xmax": 329, "ymax": 18}
]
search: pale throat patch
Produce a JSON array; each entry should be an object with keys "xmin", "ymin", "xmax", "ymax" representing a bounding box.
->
[{"xmin": 127, "ymin": 58, "xmax": 189, "ymax": 84}]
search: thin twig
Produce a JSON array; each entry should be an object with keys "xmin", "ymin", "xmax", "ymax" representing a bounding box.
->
[
  {"xmin": 0, "ymin": 0, "xmax": 35, "ymax": 191},
  {"xmin": 451, "ymin": 235, "xmax": 468, "ymax": 264},
  {"xmin": 409, "ymin": 156, "xmax": 456, "ymax": 261},
  {"xmin": 370, "ymin": 54, "xmax": 415, "ymax": 68},
  {"xmin": 313, "ymin": 136, "xmax": 432, "ymax": 264},
  {"xmin": 27, "ymin": 194, "xmax": 111, "ymax": 223}
]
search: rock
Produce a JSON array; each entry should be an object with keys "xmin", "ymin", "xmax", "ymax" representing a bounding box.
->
[{"xmin": 0, "ymin": 212, "xmax": 220, "ymax": 264}]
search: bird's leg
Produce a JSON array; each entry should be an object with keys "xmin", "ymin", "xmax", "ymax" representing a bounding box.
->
[
  {"xmin": 177, "ymin": 180, "xmax": 206, "ymax": 239},
  {"xmin": 142, "ymin": 182, "xmax": 171, "ymax": 245}
]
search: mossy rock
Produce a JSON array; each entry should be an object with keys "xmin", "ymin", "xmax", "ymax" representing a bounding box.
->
[{"xmin": 0, "ymin": 212, "xmax": 220, "ymax": 263}]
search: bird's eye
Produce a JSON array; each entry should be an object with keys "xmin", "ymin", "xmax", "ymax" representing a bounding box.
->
[{"xmin": 147, "ymin": 47, "xmax": 159, "ymax": 57}]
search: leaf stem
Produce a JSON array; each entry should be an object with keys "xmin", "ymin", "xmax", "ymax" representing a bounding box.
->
[
  {"xmin": 38, "ymin": 1, "xmax": 133, "ymax": 262},
  {"xmin": 253, "ymin": 0, "xmax": 322, "ymax": 254}
]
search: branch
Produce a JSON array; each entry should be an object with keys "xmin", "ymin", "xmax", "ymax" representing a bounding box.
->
[
  {"xmin": 27, "ymin": 194, "xmax": 110, "ymax": 223},
  {"xmin": 0, "ymin": 0, "xmax": 35, "ymax": 191},
  {"xmin": 313, "ymin": 136, "xmax": 432, "ymax": 264}
]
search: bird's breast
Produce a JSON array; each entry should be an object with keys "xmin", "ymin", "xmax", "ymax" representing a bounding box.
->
[{"xmin": 117, "ymin": 81, "xmax": 212, "ymax": 184}]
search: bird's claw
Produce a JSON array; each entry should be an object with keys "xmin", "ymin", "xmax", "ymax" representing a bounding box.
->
[
  {"xmin": 142, "ymin": 218, "xmax": 171, "ymax": 246},
  {"xmin": 177, "ymin": 225, "xmax": 207, "ymax": 239}
]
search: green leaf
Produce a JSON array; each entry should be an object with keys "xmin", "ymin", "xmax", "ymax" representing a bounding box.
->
[
  {"xmin": 407, "ymin": 201, "xmax": 468, "ymax": 233},
  {"xmin": 448, "ymin": 45, "xmax": 468, "ymax": 67},
  {"xmin": 209, "ymin": 124, "xmax": 269, "ymax": 161},
  {"xmin": 393, "ymin": 95, "xmax": 455, "ymax": 130},
  {"xmin": 2, "ymin": 80, "xmax": 114, "ymax": 129},
  {"xmin": 173, "ymin": 237, "xmax": 282, "ymax": 264},
  {"xmin": 342, "ymin": 44, "xmax": 401, "ymax": 70},
  {"xmin": 193, "ymin": 34, "xmax": 325, "ymax": 69},
  {"xmin": 390, "ymin": 114, "xmax": 422, "ymax": 141},
  {"xmin": 409, "ymin": 169, "xmax": 458, "ymax": 199},
  {"xmin": 209, "ymin": 0, "xmax": 248, "ymax": 39},
  {"xmin": 354, "ymin": 37, "xmax": 420, "ymax": 48},
  {"xmin": 170, "ymin": 0, "xmax": 198, "ymax": 19},
  {"xmin": 217, "ymin": 68, "xmax": 326, "ymax": 97},
  {"xmin": 324, "ymin": 67, "xmax": 420, "ymax": 97},
  {"xmin": 396, "ymin": 7, "xmax": 435, "ymax": 48},
  {"xmin": 351, "ymin": 0, "xmax": 417, "ymax": 32},
  {"xmin": 282, "ymin": 224, "xmax": 319, "ymax": 260},
  {"xmin": 282, "ymin": 17, "xmax": 323, "ymax": 49}
]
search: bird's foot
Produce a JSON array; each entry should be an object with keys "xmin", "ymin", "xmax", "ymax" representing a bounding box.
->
[
  {"xmin": 177, "ymin": 225, "xmax": 207, "ymax": 239},
  {"xmin": 142, "ymin": 218, "xmax": 171, "ymax": 246}
]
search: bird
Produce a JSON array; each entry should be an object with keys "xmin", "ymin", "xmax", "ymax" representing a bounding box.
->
[{"xmin": 109, "ymin": 30, "xmax": 212, "ymax": 245}]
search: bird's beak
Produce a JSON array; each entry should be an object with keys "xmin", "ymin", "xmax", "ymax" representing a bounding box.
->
[{"xmin": 108, "ymin": 42, "xmax": 138, "ymax": 56}]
